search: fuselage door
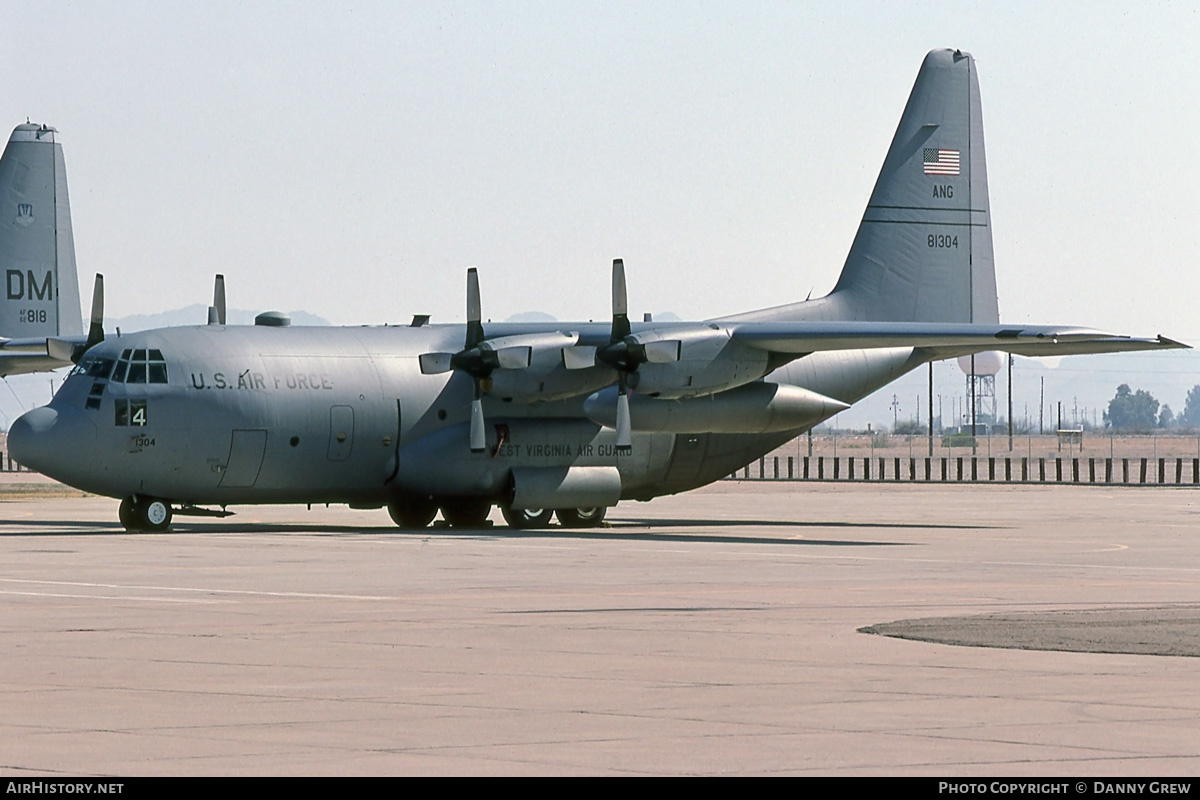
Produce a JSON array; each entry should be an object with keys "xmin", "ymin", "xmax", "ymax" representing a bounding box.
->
[
  {"xmin": 328, "ymin": 405, "xmax": 355, "ymax": 461},
  {"xmin": 219, "ymin": 429, "xmax": 268, "ymax": 488}
]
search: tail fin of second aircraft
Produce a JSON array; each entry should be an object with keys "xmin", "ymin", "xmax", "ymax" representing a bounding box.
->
[
  {"xmin": 0, "ymin": 123, "xmax": 84, "ymax": 339},
  {"xmin": 724, "ymin": 49, "xmax": 999, "ymax": 325}
]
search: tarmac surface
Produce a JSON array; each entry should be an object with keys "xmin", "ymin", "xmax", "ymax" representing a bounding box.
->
[{"xmin": 3, "ymin": 481, "xmax": 1200, "ymax": 776}]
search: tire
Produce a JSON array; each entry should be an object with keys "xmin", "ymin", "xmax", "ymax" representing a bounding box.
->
[
  {"xmin": 440, "ymin": 498, "xmax": 492, "ymax": 528},
  {"xmin": 137, "ymin": 498, "xmax": 172, "ymax": 532},
  {"xmin": 119, "ymin": 497, "xmax": 140, "ymax": 531},
  {"xmin": 387, "ymin": 493, "xmax": 438, "ymax": 529},
  {"xmin": 555, "ymin": 507, "xmax": 607, "ymax": 528},
  {"xmin": 500, "ymin": 504, "xmax": 553, "ymax": 530}
]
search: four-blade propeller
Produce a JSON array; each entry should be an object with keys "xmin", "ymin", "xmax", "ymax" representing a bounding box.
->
[
  {"xmin": 419, "ymin": 268, "xmax": 537, "ymax": 452},
  {"xmin": 584, "ymin": 259, "xmax": 680, "ymax": 450}
]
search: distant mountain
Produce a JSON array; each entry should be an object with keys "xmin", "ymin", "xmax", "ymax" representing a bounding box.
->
[
  {"xmin": 109, "ymin": 305, "xmax": 330, "ymax": 332},
  {"xmin": 505, "ymin": 311, "xmax": 557, "ymax": 323},
  {"xmin": 503, "ymin": 311, "xmax": 682, "ymax": 324}
]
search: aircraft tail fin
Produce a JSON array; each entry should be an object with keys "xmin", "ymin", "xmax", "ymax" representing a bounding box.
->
[
  {"xmin": 0, "ymin": 123, "xmax": 84, "ymax": 339},
  {"xmin": 722, "ymin": 49, "xmax": 998, "ymax": 325},
  {"xmin": 830, "ymin": 48, "xmax": 997, "ymax": 324}
]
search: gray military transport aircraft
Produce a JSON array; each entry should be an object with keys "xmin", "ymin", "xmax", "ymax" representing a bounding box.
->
[
  {"xmin": 7, "ymin": 49, "xmax": 1187, "ymax": 531},
  {"xmin": 0, "ymin": 122, "xmax": 86, "ymax": 374}
]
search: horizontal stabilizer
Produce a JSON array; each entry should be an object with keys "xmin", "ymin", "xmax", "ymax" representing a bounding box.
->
[{"xmin": 0, "ymin": 350, "xmax": 73, "ymax": 377}]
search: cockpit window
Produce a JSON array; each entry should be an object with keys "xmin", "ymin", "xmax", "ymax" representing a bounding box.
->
[
  {"xmin": 86, "ymin": 358, "xmax": 114, "ymax": 379},
  {"xmin": 113, "ymin": 349, "xmax": 169, "ymax": 384}
]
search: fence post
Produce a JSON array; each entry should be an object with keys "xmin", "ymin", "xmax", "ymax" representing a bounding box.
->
[
  {"xmin": 818, "ymin": 457, "xmax": 824, "ymax": 480},
  {"xmin": 834, "ymin": 457, "xmax": 840, "ymax": 480},
  {"xmin": 1140, "ymin": 458, "xmax": 1148, "ymax": 484},
  {"xmin": 773, "ymin": 457, "xmax": 779, "ymax": 480},
  {"xmin": 788, "ymin": 456, "xmax": 794, "ymax": 480}
]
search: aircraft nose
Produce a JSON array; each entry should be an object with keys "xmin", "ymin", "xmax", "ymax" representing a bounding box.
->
[{"xmin": 8, "ymin": 405, "xmax": 97, "ymax": 480}]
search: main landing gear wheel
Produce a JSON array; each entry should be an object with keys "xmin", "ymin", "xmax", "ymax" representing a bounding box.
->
[
  {"xmin": 387, "ymin": 493, "xmax": 439, "ymax": 529},
  {"xmin": 121, "ymin": 496, "xmax": 173, "ymax": 532},
  {"xmin": 118, "ymin": 497, "xmax": 138, "ymax": 530},
  {"xmin": 555, "ymin": 507, "xmax": 607, "ymax": 528},
  {"xmin": 440, "ymin": 498, "xmax": 492, "ymax": 528},
  {"xmin": 500, "ymin": 504, "xmax": 553, "ymax": 530}
]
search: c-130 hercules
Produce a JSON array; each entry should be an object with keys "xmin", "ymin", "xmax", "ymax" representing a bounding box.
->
[{"xmin": 9, "ymin": 49, "xmax": 1186, "ymax": 531}]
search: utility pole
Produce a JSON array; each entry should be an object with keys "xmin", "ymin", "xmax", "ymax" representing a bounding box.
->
[
  {"xmin": 1007, "ymin": 353, "xmax": 1013, "ymax": 451},
  {"xmin": 970, "ymin": 353, "xmax": 977, "ymax": 454},
  {"xmin": 928, "ymin": 362, "xmax": 934, "ymax": 457}
]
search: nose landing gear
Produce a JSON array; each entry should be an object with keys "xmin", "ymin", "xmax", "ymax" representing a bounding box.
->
[{"xmin": 119, "ymin": 496, "xmax": 173, "ymax": 532}]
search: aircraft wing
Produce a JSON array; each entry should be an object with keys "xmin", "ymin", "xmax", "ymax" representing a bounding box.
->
[
  {"xmin": 727, "ymin": 322, "xmax": 1188, "ymax": 356},
  {"xmin": 0, "ymin": 336, "xmax": 79, "ymax": 376}
]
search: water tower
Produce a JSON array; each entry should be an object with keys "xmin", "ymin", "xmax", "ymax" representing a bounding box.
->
[{"xmin": 957, "ymin": 351, "xmax": 1002, "ymax": 433}]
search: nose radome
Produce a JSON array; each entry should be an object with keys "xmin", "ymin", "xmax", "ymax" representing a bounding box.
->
[{"xmin": 8, "ymin": 405, "xmax": 97, "ymax": 480}]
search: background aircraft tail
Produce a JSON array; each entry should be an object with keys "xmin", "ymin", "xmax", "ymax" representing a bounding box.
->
[
  {"xmin": 0, "ymin": 123, "xmax": 83, "ymax": 339},
  {"xmin": 727, "ymin": 49, "xmax": 999, "ymax": 325}
]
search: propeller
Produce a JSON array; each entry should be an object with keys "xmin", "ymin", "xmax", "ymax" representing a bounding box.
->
[
  {"xmin": 49, "ymin": 274, "xmax": 103, "ymax": 363},
  {"xmin": 588, "ymin": 259, "xmax": 680, "ymax": 451},
  {"xmin": 419, "ymin": 268, "xmax": 533, "ymax": 453},
  {"xmin": 207, "ymin": 273, "xmax": 227, "ymax": 325}
]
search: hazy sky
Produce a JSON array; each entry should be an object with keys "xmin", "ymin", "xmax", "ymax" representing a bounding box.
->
[{"xmin": 3, "ymin": 1, "xmax": 1198, "ymax": 343}]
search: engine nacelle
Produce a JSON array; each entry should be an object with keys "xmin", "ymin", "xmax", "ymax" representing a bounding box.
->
[
  {"xmin": 486, "ymin": 344, "xmax": 614, "ymax": 403},
  {"xmin": 583, "ymin": 381, "xmax": 849, "ymax": 434},
  {"xmin": 626, "ymin": 325, "xmax": 772, "ymax": 398}
]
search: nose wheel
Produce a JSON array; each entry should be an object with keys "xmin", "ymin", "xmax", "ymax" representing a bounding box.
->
[{"xmin": 119, "ymin": 496, "xmax": 173, "ymax": 532}]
